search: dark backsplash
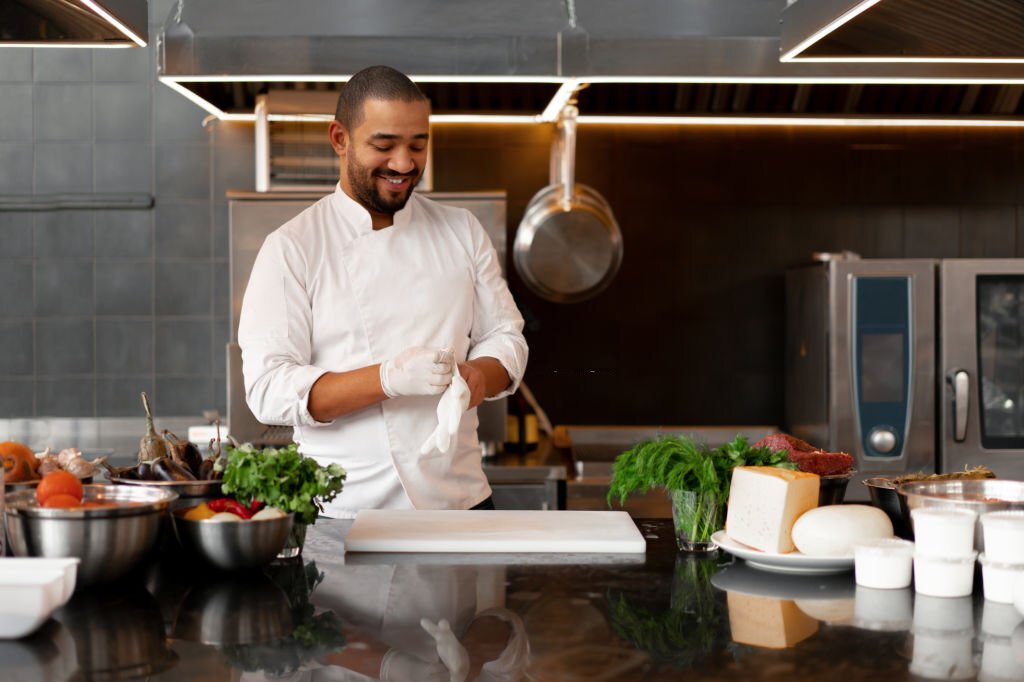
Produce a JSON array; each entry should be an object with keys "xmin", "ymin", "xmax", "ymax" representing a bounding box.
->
[{"xmin": 431, "ymin": 124, "xmax": 1024, "ymax": 427}]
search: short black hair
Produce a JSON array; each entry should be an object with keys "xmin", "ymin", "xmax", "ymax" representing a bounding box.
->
[{"xmin": 334, "ymin": 65, "xmax": 429, "ymax": 130}]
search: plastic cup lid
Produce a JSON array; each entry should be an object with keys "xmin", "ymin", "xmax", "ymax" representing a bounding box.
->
[{"xmin": 854, "ymin": 537, "xmax": 915, "ymax": 556}]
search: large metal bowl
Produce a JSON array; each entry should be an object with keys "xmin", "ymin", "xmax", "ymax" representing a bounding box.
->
[
  {"xmin": 107, "ymin": 476, "xmax": 223, "ymax": 499},
  {"xmin": 5, "ymin": 484, "xmax": 177, "ymax": 586},
  {"xmin": 897, "ymin": 479, "xmax": 1024, "ymax": 550},
  {"xmin": 171, "ymin": 509, "xmax": 294, "ymax": 571}
]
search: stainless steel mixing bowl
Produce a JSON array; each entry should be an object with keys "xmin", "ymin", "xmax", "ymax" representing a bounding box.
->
[
  {"xmin": 897, "ymin": 479, "xmax": 1024, "ymax": 550},
  {"xmin": 171, "ymin": 509, "xmax": 294, "ymax": 571},
  {"xmin": 5, "ymin": 484, "xmax": 177, "ymax": 585}
]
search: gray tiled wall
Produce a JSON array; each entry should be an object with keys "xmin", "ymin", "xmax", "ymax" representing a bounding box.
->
[{"xmin": 0, "ymin": 0, "xmax": 250, "ymax": 419}]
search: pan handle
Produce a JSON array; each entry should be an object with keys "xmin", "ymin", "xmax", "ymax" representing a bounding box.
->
[{"xmin": 559, "ymin": 105, "xmax": 578, "ymax": 211}]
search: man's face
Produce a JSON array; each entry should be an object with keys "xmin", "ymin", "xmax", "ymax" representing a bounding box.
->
[{"xmin": 334, "ymin": 98, "xmax": 430, "ymax": 222}]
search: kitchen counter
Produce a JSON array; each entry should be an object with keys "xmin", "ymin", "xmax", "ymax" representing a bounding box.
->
[{"xmin": 2, "ymin": 518, "xmax": 1013, "ymax": 681}]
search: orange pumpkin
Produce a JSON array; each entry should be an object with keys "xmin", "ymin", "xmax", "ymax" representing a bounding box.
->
[{"xmin": 0, "ymin": 441, "xmax": 39, "ymax": 483}]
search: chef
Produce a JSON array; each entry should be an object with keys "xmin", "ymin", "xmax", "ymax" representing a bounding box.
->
[{"xmin": 238, "ymin": 65, "xmax": 528, "ymax": 517}]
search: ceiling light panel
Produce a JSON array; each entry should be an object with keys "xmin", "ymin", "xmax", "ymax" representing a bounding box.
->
[{"xmin": 781, "ymin": 0, "xmax": 1024, "ymax": 63}]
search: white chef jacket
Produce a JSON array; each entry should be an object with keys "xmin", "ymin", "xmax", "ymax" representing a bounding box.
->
[{"xmin": 238, "ymin": 184, "xmax": 527, "ymax": 517}]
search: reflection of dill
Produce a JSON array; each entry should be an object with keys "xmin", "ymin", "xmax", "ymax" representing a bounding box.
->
[{"xmin": 608, "ymin": 558, "xmax": 728, "ymax": 668}]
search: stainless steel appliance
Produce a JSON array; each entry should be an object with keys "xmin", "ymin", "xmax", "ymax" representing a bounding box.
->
[
  {"xmin": 227, "ymin": 190, "xmax": 508, "ymax": 449},
  {"xmin": 940, "ymin": 260, "xmax": 1024, "ymax": 474},
  {"xmin": 786, "ymin": 258, "xmax": 1024, "ymax": 497}
]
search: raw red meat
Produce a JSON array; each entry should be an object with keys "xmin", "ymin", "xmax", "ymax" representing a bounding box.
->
[{"xmin": 753, "ymin": 433, "xmax": 854, "ymax": 476}]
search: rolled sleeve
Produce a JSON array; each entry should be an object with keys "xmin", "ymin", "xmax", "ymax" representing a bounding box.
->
[
  {"xmin": 239, "ymin": 231, "xmax": 335, "ymax": 427},
  {"xmin": 465, "ymin": 216, "xmax": 528, "ymax": 400}
]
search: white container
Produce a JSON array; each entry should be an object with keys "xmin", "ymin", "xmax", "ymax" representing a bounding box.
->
[
  {"xmin": 0, "ymin": 558, "xmax": 79, "ymax": 605},
  {"xmin": 910, "ymin": 628, "xmax": 976, "ymax": 680},
  {"xmin": 982, "ymin": 601, "xmax": 1024, "ymax": 638},
  {"xmin": 914, "ymin": 552, "xmax": 978, "ymax": 598},
  {"xmin": 979, "ymin": 634, "xmax": 1024, "ymax": 682},
  {"xmin": 854, "ymin": 586, "xmax": 913, "ymax": 631},
  {"xmin": 914, "ymin": 594, "xmax": 975, "ymax": 633},
  {"xmin": 855, "ymin": 538, "xmax": 914, "ymax": 589},
  {"xmin": 981, "ymin": 511, "xmax": 1024, "ymax": 564},
  {"xmin": 980, "ymin": 553, "xmax": 1024, "ymax": 604},
  {"xmin": 0, "ymin": 570, "xmax": 65, "ymax": 639},
  {"xmin": 912, "ymin": 508, "xmax": 978, "ymax": 558}
]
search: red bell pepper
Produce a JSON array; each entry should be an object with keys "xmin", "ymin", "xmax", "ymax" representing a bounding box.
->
[{"xmin": 207, "ymin": 497, "xmax": 254, "ymax": 520}]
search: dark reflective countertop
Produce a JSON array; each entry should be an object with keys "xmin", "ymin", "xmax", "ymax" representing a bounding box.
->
[{"xmin": 0, "ymin": 518, "xmax": 1018, "ymax": 681}]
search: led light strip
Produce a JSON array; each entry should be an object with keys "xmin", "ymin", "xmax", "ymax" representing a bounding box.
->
[
  {"xmin": 161, "ymin": 74, "xmax": 1024, "ymax": 127},
  {"xmin": 791, "ymin": 56, "xmax": 1024, "ymax": 64},
  {"xmin": 780, "ymin": 0, "xmax": 884, "ymax": 62},
  {"xmin": 80, "ymin": 0, "xmax": 146, "ymax": 47},
  {"xmin": 1, "ymin": 41, "xmax": 134, "ymax": 48},
  {"xmin": 577, "ymin": 115, "xmax": 1024, "ymax": 127}
]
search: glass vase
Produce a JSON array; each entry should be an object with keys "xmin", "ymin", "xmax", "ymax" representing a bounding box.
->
[
  {"xmin": 670, "ymin": 489, "xmax": 723, "ymax": 553},
  {"xmin": 277, "ymin": 521, "xmax": 307, "ymax": 559}
]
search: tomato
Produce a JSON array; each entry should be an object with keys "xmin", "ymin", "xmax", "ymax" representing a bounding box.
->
[
  {"xmin": 36, "ymin": 470, "xmax": 84, "ymax": 506},
  {"xmin": 42, "ymin": 494, "xmax": 81, "ymax": 509},
  {"xmin": 1, "ymin": 441, "xmax": 38, "ymax": 483}
]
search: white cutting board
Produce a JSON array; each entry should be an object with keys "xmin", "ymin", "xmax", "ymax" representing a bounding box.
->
[{"xmin": 344, "ymin": 510, "xmax": 646, "ymax": 553}]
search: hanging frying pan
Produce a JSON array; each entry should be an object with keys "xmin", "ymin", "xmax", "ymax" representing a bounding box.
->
[{"xmin": 513, "ymin": 104, "xmax": 623, "ymax": 303}]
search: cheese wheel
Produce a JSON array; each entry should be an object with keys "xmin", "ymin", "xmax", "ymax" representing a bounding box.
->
[{"xmin": 791, "ymin": 505, "xmax": 893, "ymax": 557}]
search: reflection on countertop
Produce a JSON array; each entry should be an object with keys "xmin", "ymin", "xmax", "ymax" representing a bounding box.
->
[{"xmin": 3, "ymin": 519, "xmax": 1023, "ymax": 680}]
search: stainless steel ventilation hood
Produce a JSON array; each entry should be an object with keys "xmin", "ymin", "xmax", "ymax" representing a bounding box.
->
[
  {"xmin": 2, "ymin": 0, "xmax": 148, "ymax": 47},
  {"xmin": 157, "ymin": 0, "xmax": 1024, "ymax": 122},
  {"xmin": 780, "ymin": 0, "xmax": 1024, "ymax": 62}
]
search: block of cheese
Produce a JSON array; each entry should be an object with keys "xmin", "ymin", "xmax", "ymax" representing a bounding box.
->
[
  {"xmin": 727, "ymin": 592, "xmax": 819, "ymax": 649},
  {"xmin": 725, "ymin": 466, "xmax": 820, "ymax": 553}
]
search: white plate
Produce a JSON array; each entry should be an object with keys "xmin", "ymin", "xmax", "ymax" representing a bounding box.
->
[{"xmin": 712, "ymin": 531, "xmax": 854, "ymax": 575}]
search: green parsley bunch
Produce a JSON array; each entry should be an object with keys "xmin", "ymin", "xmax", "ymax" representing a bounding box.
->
[{"xmin": 219, "ymin": 443, "xmax": 346, "ymax": 525}]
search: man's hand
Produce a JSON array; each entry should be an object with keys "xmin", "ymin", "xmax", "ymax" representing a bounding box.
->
[
  {"xmin": 421, "ymin": 618, "xmax": 470, "ymax": 682},
  {"xmin": 380, "ymin": 347, "xmax": 453, "ymax": 398},
  {"xmin": 379, "ymin": 649, "xmax": 448, "ymax": 682},
  {"xmin": 456, "ymin": 362, "xmax": 487, "ymax": 409}
]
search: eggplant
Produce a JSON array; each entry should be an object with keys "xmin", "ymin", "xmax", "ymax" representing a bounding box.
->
[
  {"xmin": 152, "ymin": 457, "xmax": 197, "ymax": 482},
  {"xmin": 163, "ymin": 430, "xmax": 204, "ymax": 477}
]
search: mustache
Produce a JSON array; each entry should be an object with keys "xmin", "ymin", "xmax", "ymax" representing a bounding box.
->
[{"xmin": 374, "ymin": 169, "xmax": 417, "ymax": 179}]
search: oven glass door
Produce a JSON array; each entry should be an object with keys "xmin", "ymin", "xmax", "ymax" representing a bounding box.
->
[
  {"xmin": 941, "ymin": 260, "xmax": 1024, "ymax": 476},
  {"xmin": 976, "ymin": 275, "xmax": 1024, "ymax": 449}
]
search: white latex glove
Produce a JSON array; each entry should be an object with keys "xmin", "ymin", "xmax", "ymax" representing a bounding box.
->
[
  {"xmin": 380, "ymin": 347, "xmax": 453, "ymax": 398},
  {"xmin": 421, "ymin": 618, "xmax": 470, "ymax": 682},
  {"xmin": 419, "ymin": 365, "xmax": 471, "ymax": 455},
  {"xmin": 379, "ymin": 648, "xmax": 449, "ymax": 682}
]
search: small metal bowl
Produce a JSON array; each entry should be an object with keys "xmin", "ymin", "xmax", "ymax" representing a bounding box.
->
[
  {"xmin": 862, "ymin": 477, "xmax": 913, "ymax": 539},
  {"xmin": 819, "ymin": 472, "xmax": 854, "ymax": 506},
  {"xmin": 897, "ymin": 479, "xmax": 1024, "ymax": 550},
  {"xmin": 171, "ymin": 509, "xmax": 294, "ymax": 571},
  {"xmin": 5, "ymin": 484, "xmax": 178, "ymax": 585}
]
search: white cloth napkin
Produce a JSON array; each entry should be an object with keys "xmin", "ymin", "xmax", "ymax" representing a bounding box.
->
[{"xmin": 419, "ymin": 364, "xmax": 471, "ymax": 456}]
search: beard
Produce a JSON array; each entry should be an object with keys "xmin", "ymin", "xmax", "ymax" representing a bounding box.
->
[{"xmin": 347, "ymin": 154, "xmax": 420, "ymax": 216}]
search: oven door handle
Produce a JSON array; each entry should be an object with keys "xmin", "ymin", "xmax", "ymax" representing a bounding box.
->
[{"xmin": 948, "ymin": 370, "xmax": 969, "ymax": 442}]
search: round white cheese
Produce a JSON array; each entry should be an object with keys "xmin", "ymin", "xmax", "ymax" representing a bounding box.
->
[{"xmin": 792, "ymin": 505, "xmax": 894, "ymax": 557}]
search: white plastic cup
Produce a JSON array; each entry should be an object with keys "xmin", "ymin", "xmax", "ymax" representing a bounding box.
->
[
  {"xmin": 981, "ymin": 511, "xmax": 1024, "ymax": 564},
  {"xmin": 979, "ymin": 553, "xmax": 1024, "ymax": 604},
  {"xmin": 910, "ymin": 629, "xmax": 976, "ymax": 680},
  {"xmin": 981, "ymin": 601, "xmax": 1024, "ymax": 638},
  {"xmin": 854, "ymin": 585, "xmax": 913, "ymax": 632},
  {"xmin": 855, "ymin": 538, "xmax": 914, "ymax": 589},
  {"xmin": 914, "ymin": 594, "xmax": 975, "ymax": 632},
  {"xmin": 914, "ymin": 552, "xmax": 978, "ymax": 598},
  {"xmin": 979, "ymin": 634, "xmax": 1024, "ymax": 682},
  {"xmin": 912, "ymin": 508, "xmax": 978, "ymax": 558}
]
